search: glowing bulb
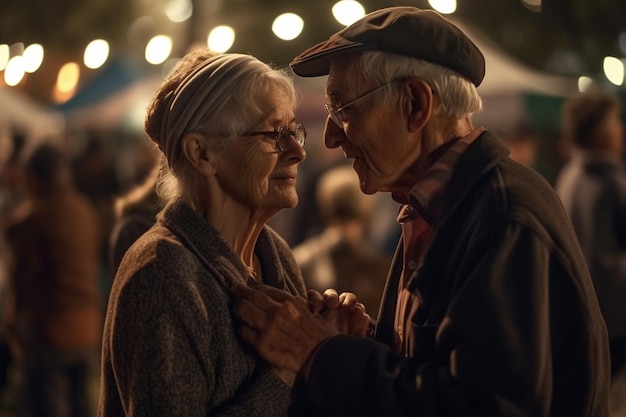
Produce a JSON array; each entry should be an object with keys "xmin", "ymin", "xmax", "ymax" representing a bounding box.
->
[
  {"xmin": 428, "ymin": 0, "xmax": 457, "ymax": 14},
  {"xmin": 23, "ymin": 43, "xmax": 44, "ymax": 73},
  {"xmin": 577, "ymin": 76, "xmax": 593, "ymax": 92},
  {"xmin": 332, "ymin": 1, "xmax": 365, "ymax": 26},
  {"xmin": 145, "ymin": 35, "xmax": 173, "ymax": 65},
  {"xmin": 84, "ymin": 39, "xmax": 109, "ymax": 69},
  {"xmin": 603, "ymin": 56, "xmax": 624, "ymax": 86},
  {"xmin": 272, "ymin": 13, "xmax": 304, "ymax": 41},
  {"xmin": 4, "ymin": 56, "xmax": 26, "ymax": 86},
  {"xmin": 208, "ymin": 26, "xmax": 235, "ymax": 52},
  {"xmin": 165, "ymin": 0, "xmax": 192, "ymax": 23},
  {"xmin": 57, "ymin": 62, "xmax": 80, "ymax": 93},
  {"xmin": 0, "ymin": 44, "xmax": 9, "ymax": 71}
]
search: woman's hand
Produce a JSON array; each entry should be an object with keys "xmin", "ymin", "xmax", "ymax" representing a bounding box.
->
[{"xmin": 308, "ymin": 288, "xmax": 370, "ymax": 337}]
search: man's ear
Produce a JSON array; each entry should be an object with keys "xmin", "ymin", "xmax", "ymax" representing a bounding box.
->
[
  {"xmin": 181, "ymin": 132, "xmax": 217, "ymax": 176},
  {"xmin": 403, "ymin": 77, "xmax": 433, "ymax": 132}
]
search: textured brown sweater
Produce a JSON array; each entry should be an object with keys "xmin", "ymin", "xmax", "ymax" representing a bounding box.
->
[{"xmin": 98, "ymin": 202, "xmax": 307, "ymax": 416}]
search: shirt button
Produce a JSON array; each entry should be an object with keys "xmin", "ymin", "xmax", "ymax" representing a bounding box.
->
[{"xmin": 408, "ymin": 260, "xmax": 418, "ymax": 270}]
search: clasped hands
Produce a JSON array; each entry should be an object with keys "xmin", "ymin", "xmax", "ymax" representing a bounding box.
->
[{"xmin": 231, "ymin": 283, "xmax": 370, "ymax": 384}]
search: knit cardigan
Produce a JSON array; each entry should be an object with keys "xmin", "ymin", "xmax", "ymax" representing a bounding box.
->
[{"xmin": 98, "ymin": 202, "xmax": 307, "ymax": 417}]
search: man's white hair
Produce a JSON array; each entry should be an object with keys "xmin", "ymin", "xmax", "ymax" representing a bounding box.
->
[{"xmin": 353, "ymin": 50, "xmax": 482, "ymax": 118}]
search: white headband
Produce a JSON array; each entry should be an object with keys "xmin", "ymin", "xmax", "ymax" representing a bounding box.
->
[{"xmin": 158, "ymin": 53, "xmax": 266, "ymax": 168}]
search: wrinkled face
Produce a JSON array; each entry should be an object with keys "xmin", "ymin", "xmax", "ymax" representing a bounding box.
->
[
  {"xmin": 323, "ymin": 56, "xmax": 422, "ymax": 195},
  {"xmin": 213, "ymin": 93, "xmax": 306, "ymax": 214}
]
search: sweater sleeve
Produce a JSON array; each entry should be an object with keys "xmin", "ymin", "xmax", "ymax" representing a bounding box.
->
[
  {"xmin": 301, "ymin": 220, "xmax": 607, "ymax": 416},
  {"xmin": 209, "ymin": 370, "xmax": 292, "ymax": 417}
]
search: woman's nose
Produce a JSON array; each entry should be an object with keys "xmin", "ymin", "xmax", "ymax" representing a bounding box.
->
[{"xmin": 282, "ymin": 136, "xmax": 306, "ymax": 162}]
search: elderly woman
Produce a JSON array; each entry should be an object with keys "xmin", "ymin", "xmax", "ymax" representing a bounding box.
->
[{"xmin": 98, "ymin": 50, "xmax": 307, "ymax": 416}]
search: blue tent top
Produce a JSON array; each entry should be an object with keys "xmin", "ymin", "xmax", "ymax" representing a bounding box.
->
[{"xmin": 57, "ymin": 59, "xmax": 146, "ymax": 112}]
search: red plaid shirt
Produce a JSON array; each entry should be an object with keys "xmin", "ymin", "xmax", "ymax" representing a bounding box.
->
[{"xmin": 392, "ymin": 127, "xmax": 484, "ymax": 356}]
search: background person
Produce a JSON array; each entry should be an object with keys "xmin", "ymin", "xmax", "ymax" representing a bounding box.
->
[
  {"xmin": 3, "ymin": 143, "xmax": 102, "ymax": 417},
  {"xmin": 108, "ymin": 157, "xmax": 161, "ymax": 276},
  {"xmin": 293, "ymin": 164, "xmax": 390, "ymax": 316},
  {"xmin": 98, "ymin": 50, "xmax": 310, "ymax": 416},
  {"xmin": 232, "ymin": 7, "xmax": 610, "ymax": 416},
  {"xmin": 555, "ymin": 90, "xmax": 626, "ymax": 381}
]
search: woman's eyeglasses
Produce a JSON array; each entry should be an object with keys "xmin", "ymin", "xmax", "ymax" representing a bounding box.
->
[{"xmin": 241, "ymin": 123, "xmax": 306, "ymax": 152}]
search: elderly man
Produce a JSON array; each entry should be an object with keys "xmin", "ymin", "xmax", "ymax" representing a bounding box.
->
[{"xmin": 232, "ymin": 7, "xmax": 610, "ymax": 416}]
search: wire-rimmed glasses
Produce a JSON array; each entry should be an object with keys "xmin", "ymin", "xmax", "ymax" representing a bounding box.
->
[
  {"xmin": 241, "ymin": 123, "xmax": 306, "ymax": 152},
  {"xmin": 324, "ymin": 80, "xmax": 397, "ymax": 128}
]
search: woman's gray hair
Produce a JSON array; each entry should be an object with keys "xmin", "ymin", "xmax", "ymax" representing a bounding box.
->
[
  {"xmin": 353, "ymin": 50, "xmax": 482, "ymax": 118},
  {"xmin": 144, "ymin": 51, "xmax": 296, "ymax": 203}
]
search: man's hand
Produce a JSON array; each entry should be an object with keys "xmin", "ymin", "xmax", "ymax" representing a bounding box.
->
[{"xmin": 232, "ymin": 283, "xmax": 338, "ymax": 373}]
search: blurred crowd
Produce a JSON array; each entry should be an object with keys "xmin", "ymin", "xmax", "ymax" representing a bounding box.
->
[{"xmin": 0, "ymin": 130, "xmax": 159, "ymax": 415}]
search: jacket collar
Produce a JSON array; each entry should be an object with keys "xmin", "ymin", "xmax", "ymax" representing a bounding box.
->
[{"xmin": 440, "ymin": 130, "xmax": 510, "ymax": 224}]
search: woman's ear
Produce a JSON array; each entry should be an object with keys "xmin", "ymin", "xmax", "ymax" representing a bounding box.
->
[
  {"xmin": 403, "ymin": 77, "xmax": 433, "ymax": 132},
  {"xmin": 181, "ymin": 132, "xmax": 217, "ymax": 176}
]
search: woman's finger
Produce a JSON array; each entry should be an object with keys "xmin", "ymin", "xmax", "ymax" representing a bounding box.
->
[
  {"xmin": 307, "ymin": 289, "xmax": 324, "ymax": 313},
  {"xmin": 323, "ymin": 288, "xmax": 340, "ymax": 309}
]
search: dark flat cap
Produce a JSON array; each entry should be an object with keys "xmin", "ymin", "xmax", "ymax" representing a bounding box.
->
[{"xmin": 290, "ymin": 6, "xmax": 485, "ymax": 86}]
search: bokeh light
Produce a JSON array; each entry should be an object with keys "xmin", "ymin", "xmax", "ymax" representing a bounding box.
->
[
  {"xmin": 577, "ymin": 76, "xmax": 593, "ymax": 92},
  {"xmin": 428, "ymin": 0, "xmax": 457, "ymax": 14},
  {"xmin": 272, "ymin": 13, "xmax": 304, "ymax": 41},
  {"xmin": 603, "ymin": 56, "xmax": 624, "ymax": 86},
  {"xmin": 56, "ymin": 62, "xmax": 80, "ymax": 93},
  {"xmin": 4, "ymin": 56, "xmax": 25, "ymax": 86},
  {"xmin": 84, "ymin": 39, "xmax": 109, "ymax": 69},
  {"xmin": 0, "ymin": 44, "xmax": 9, "ymax": 71},
  {"xmin": 165, "ymin": 0, "xmax": 192, "ymax": 23},
  {"xmin": 332, "ymin": 1, "xmax": 365, "ymax": 26},
  {"xmin": 207, "ymin": 26, "xmax": 235, "ymax": 52},
  {"xmin": 23, "ymin": 43, "xmax": 44, "ymax": 73},
  {"xmin": 145, "ymin": 35, "xmax": 173, "ymax": 65}
]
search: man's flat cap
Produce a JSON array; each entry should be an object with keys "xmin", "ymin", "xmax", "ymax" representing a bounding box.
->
[{"xmin": 290, "ymin": 6, "xmax": 485, "ymax": 86}]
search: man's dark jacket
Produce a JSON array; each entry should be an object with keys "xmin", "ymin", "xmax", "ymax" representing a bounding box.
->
[{"xmin": 301, "ymin": 131, "xmax": 610, "ymax": 417}]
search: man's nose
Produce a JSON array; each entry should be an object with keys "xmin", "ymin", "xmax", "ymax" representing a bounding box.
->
[{"xmin": 323, "ymin": 117, "xmax": 344, "ymax": 149}]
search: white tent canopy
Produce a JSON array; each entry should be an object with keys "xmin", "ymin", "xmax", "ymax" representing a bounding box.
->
[
  {"xmin": 448, "ymin": 18, "xmax": 578, "ymax": 132},
  {"xmin": 0, "ymin": 86, "xmax": 65, "ymax": 140},
  {"xmin": 455, "ymin": 22, "xmax": 579, "ymax": 97},
  {"xmin": 0, "ymin": 87, "xmax": 66, "ymax": 166},
  {"xmin": 62, "ymin": 74, "xmax": 161, "ymax": 132}
]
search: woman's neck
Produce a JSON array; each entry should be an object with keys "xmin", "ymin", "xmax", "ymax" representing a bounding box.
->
[{"xmin": 189, "ymin": 194, "xmax": 273, "ymax": 274}]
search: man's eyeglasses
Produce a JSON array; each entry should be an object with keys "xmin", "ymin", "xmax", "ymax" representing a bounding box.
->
[
  {"xmin": 241, "ymin": 123, "xmax": 306, "ymax": 152},
  {"xmin": 324, "ymin": 80, "xmax": 397, "ymax": 128}
]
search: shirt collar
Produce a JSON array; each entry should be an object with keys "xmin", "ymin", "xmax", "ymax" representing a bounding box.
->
[{"xmin": 397, "ymin": 127, "xmax": 485, "ymax": 225}]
